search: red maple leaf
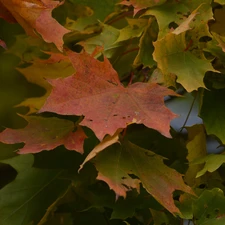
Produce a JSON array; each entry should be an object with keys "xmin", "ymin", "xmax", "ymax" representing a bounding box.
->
[
  {"xmin": 0, "ymin": 116, "xmax": 86, "ymax": 154},
  {"xmin": 0, "ymin": 0, "xmax": 70, "ymax": 51},
  {"xmin": 40, "ymin": 50, "xmax": 177, "ymax": 140}
]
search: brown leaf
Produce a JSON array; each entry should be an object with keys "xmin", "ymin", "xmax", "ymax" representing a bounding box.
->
[
  {"xmin": 0, "ymin": 0, "xmax": 70, "ymax": 51},
  {"xmin": 40, "ymin": 50, "xmax": 178, "ymax": 140}
]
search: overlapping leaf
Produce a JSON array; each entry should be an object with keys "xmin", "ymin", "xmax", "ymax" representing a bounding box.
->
[
  {"xmin": 0, "ymin": 0, "xmax": 70, "ymax": 51},
  {"xmin": 153, "ymin": 32, "xmax": 217, "ymax": 92},
  {"xmin": 0, "ymin": 154, "xmax": 71, "ymax": 225},
  {"xmin": 192, "ymin": 154, "xmax": 225, "ymax": 178},
  {"xmin": 40, "ymin": 50, "xmax": 178, "ymax": 140},
  {"xmin": 200, "ymin": 89, "xmax": 225, "ymax": 143},
  {"xmin": 92, "ymin": 139, "xmax": 194, "ymax": 214},
  {"xmin": 0, "ymin": 116, "xmax": 86, "ymax": 154},
  {"xmin": 17, "ymin": 52, "xmax": 75, "ymax": 113},
  {"xmin": 184, "ymin": 125, "xmax": 207, "ymax": 186}
]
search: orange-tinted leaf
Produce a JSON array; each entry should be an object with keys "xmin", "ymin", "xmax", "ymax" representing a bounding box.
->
[
  {"xmin": 40, "ymin": 50, "xmax": 178, "ymax": 140},
  {"xmin": 0, "ymin": 2, "xmax": 16, "ymax": 23},
  {"xmin": 0, "ymin": 0, "xmax": 70, "ymax": 51},
  {"xmin": 0, "ymin": 116, "xmax": 86, "ymax": 154}
]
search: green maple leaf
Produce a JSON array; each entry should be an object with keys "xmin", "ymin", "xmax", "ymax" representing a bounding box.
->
[
  {"xmin": 200, "ymin": 89, "xmax": 225, "ymax": 144},
  {"xmin": 192, "ymin": 154, "xmax": 225, "ymax": 178},
  {"xmin": 193, "ymin": 188, "xmax": 225, "ymax": 225},
  {"xmin": 153, "ymin": 32, "xmax": 217, "ymax": 92},
  {"xmin": 0, "ymin": 154, "xmax": 70, "ymax": 225}
]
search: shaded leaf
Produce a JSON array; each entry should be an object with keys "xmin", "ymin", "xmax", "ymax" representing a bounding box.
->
[
  {"xmin": 200, "ymin": 89, "xmax": 225, "ymax": 143},
  {"xmin": 120, "ymin": 0, "xmax": 166, "ymax": 15},
  {"xmin": 133, "ymin": 18, "xmax": 156, "ymax": 68},
  {"xmin": 68, "ymin": 0, "xmax": 119, "ymax": 22},
  {"xmin": 116, "ymin": 18, "xmax": 148, "ymax": 43},
  {"xmin": 79, "ymin": 129, "xmax": 122, "ymax": 171},
  {"xmin": 212, "ymin": 32, "xmax": 225, "ymax": 53},
  {"xmin": 40, "ymin": 50, "xmax": 178, "ymax": 140},
  {"xmin": 93, "ymin": 139, "xmax": 194, "ymax": 214},
  {"xmin": 0, "ymin": 116, "xmax": 86, "ymax": 154},
  {"xmin": 0, "ymin": 154, "xmax": 71, "ymax": 225},
  {"xmin": 185, "ymin": 125, "xmax": 207, "ymax": 186}
]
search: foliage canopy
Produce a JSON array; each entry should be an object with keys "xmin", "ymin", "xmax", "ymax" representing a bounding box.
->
[{"xmin": 1, "ymin": 0, "xmax": 225, "ymax": 224}]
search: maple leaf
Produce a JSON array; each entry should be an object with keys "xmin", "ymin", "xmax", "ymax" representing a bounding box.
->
[
  {"xmin": 153, "ymin": 32, "xmax": 217, "ymax": 92},
  {"xmin": 17, "ymin": 52, "xmax": 75, "ymax": 113},
  {"xmin": 0, "ymin": 116, "xmax": 86, "ymax": 154},
  {"xmin": 92, "ymin": 139, "xmax": 194, "ymax": 214},
  {"xmin": 0, "ymin": 0, "xmax": 70, "ymax": 51},
  {"xmin": 40, "ymin": 50, "xmax": 177, "ymax": 140},
  {"xmin": 0, "ymin": 154, "xmax": 71, "ymax": 225}
]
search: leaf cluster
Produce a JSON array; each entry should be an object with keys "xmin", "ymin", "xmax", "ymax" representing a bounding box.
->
[{"xmin": 1, "ymin": 0, "xmax": 225, "ymax": 225}]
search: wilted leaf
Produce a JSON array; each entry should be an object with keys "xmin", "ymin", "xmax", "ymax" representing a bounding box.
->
[
  {"xmin": 0, "ymin": 0, "xmax": 70, "ymax": 51},
  {"xmin": 0, "ymin": 116, "xmax": 86, "ymax": 154},
  {"xmin": 40, "ymin": 50, "xmax": 178, "ymax": 140},
  {"xmin": 153, "ymin": 32, "xmax": 217, "ymax": 92},
  {"xmin": 93, "ymin": 139, "xmax": 194, "ymax": 214},
  {"xmin": 0, "ymin": 154, "xmax": 71, "ymax": 225}
]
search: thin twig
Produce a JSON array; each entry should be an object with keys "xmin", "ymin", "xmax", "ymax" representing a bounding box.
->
[{"xmin": 179, "ymin": 91, "xmax": 198, "ymax": 133}]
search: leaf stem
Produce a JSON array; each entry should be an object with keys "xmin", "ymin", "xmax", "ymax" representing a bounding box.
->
[
  {"xmin": 106, "ymin": 11, "xmax": 133, "ymax": 25},
  {"xmin": 179, "ymin": 91, "xmax": 198, "ymax": 133}
]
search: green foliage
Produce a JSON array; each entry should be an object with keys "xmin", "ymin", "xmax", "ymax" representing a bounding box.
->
[{"xmin": 1, "ymin": 0, "xmax": 225, "ymax": 224}]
